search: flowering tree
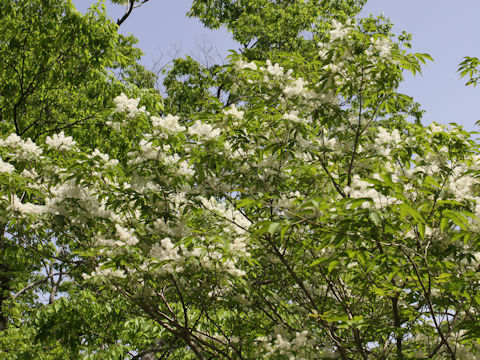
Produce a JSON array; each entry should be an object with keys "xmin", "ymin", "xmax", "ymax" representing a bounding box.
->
[
  {"xmin": 0, "ymin": 0, "xmax": 158, "ymax": 356},
  {"xmin": 2, "ymin": 4, "xmax": 480, "ymax": 360}
]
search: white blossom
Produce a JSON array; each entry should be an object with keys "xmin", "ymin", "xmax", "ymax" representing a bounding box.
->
[
  {"xmin": 0, "ymin": 133, "xmax": 22, "ymax": 147},
  {"xmin": 223, "ymin": 104, "xmax": 244, "ymax": 119},
  {"xmin": 89, "ymin": 148, "xmax": 118, "ymax": 166},
  {"xmin": 115, "ymin": 224, "xmax": 139, "ymax": 246},
  {"xmin": 87, "ymin": 265, "xmax": 127, "ymax": 279},
  {"xmin": 178, "ymin": 160, "xmax": 195, "ymax": 176},
  {"xmin": 375, "ymin": 127, "xmax": 401, "ymax": 145},
  {"xmin": 428, "ymin": 123, "xmax": 444, "ymax": 134},
  {"xmin": 9, "ymin": 194, "xmax": 47, "ymax": 215},
  {"xmin": 0, "ymin": 134, "xmax": 43, "ymax": 159},
  {"xmin": 21, "ymin": 168, "xmax": 37, "ymax": 178},
  {"xmin": 0, "ymin": 157, "xmax": 14, "ymax": 174},
  {"xmin": 188, "ymin": 121, "xmax": 221, "ymax": 140},
  {"xmin": 151, "ymin": 114, "xmax": 185, "ymax": 132},
  {"xmin": 329, "ymin": 19, "xmax": 350, "ymax": 41},
  {"xmin": 283, "ymin": 110, "xmax": 307, "ymax": 124},
  {"xmin": 235, "ymin": 59, "xmax": 257, "ymax": 71},
  {"xmin": 266, "ymin": 60, "xmax": 284, "ymax": 76},
  {"xmin": 373, "ymin": 37, "xmax": 392, "ymax": 58},
  {"xmin": 45, "ymin": 131, "xmax": 76, "ymax": 151},
  {"xmin": 113, "ymin": 93, "xmax": 146, "ymax": 118},
  {"xmin": 346, "ymin": 175, "xmax": 402, "ymax": 209},
  {"xmin": 283, "ymin": 78, "xmax": 307, "ymax": 97},
  {"xmin": 149, "ymin": 238, "xmax": 183, "ymax": 273}
]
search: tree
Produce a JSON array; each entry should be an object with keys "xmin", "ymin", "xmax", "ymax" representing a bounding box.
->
[
  {"xmin": 162, "ymin": 0, "xmax": 370, "ymax": 117},
  {"xmin": 2, "ymin": 1, "xmax": 480, "ymax": 360},
  {"xmin": 188, "ymin": 0, "xmax": 367, "ymax": 59},
  {"xmin": 0, "ymin": 0, "xmax": 160, "ymax": 356}
]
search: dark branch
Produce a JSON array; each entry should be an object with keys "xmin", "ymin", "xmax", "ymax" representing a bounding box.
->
[
  {"xmin": 117, "ymin": 0, "xmax": 135, "ymax": 26},
  {"xmin": 117, "ymin": 0, "xmax": 150, "ymax": 26}
]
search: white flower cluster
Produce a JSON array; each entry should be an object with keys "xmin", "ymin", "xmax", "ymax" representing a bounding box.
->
[
  {"xmin": 365, "ymin": 36, "xmax": 393, "ymax": 60},
  {"xmin": 329, "ymin": 19, "xmax": 352, "ymax": 41},
  {"xmin": 113, "ymin": 93, "xmax": 146, "ymax": 119},
  {"xmin": 82, "ymin": 265, "xmax": 126, "ymax": 280},
  {"xmin": 373, "ymin": 37, "xmax": 392, "ymax": 58},
  {"xmin": 150, "ymin": 218, "xmax": 189, "ymax": 238},
  {"xmin": 9, "ymin": 194, "xmax": 47, "ymax": 215},
  {"xmin": 375, "ymin": 127, "xmax": 401, "ymax": 145},
  {"xmin": 148, "ymin": 237, "xmax": 247, "ymax": 278},
  {"xmin": 283, "ymin": 78, "xmax": 307, "ymax": 97},
  {"xmin": 177, "ymin": 160, "xmax": 194, "ymax": 177},
  {"xmin": 188, "ymin": 121, "xmax": 221, "ymax": 140},
  {"xmin": 89, "ymin": 148, "xmax": 119, "ymax": 167},
  {"xmin": 0, "ymin": 133, "xmax": 43, "ymax": 159},
  {"xmin": 8, "ymin": 169, "xmax": 121, "ymax": 224},
  {"xmin": 427, "ymin": 123, "xmax": 444, "ymax": 134},
  {"xmin": 204, "ymin": 249, "xmax": 246, "ymax": 278},
  {"xmin": 283, "ymin": 110, "xmax": 308, "ymax": 124},
  {"xmin": 115, "ymin": 224, "xmax": 139, "ymax": 246},
  {"xmin": 151, "ymin": 114, "xmax": 185, "ymax": 132},
  {"xmin": 149, "ymin": 238, "xmax": 182, "ymax": 272},
  {"xmin": 45, "ymin": 131, "xmax": 76, "ymax": 151},
  {"xmin": 256, "ymin": 329, "xmax": 312, "ymax": 359},
  {"xmin": 408, "ymin": 333, "xmax": 479, "ymax": 359},
  {"xmin": 223, "ymin": 104, "xmax": 244, "ymax": 119},
  {"xmin": 21, "ymin": 168, "xmax": 37, "ymax": 179},
  {"xmin": 95, "ymin": 235, "xmax": 127, "ymax": 249},
  {"xmin": 235, "ymin": 59, "xmax": 257, "ymax": 71},
  {"xmin": 346, "ymin": 174, "xmax": 402, "ymax": 209},
  {"xmin": 127, "ymin": 140, "xmax": 157, "ymax": 165},
  {"xmin": 200, "ymin": 196, "xmax": 252, "ymax": 235},
  {"xmin": 128, "ymin": 175, "xmax": 162, "ymax": 194},
  {"xmin": 0, "ymin": 157, "xmax": 14, "ymax": 174},
  {"xmin": 266, "ymin": 60, "xmax": 284, "ymax": 76},
  {"xmin": 226, "ymin": 143, "xmax": 256, "ymax": 160},
  {"xmin": 449, "ymin": 170, "xmax": 476, "ymax": 202},
  {"xmin": 229, "ymin": 236, "xmax": 250, "ymax": 257}
]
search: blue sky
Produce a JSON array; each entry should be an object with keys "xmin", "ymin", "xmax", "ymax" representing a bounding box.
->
[
  {"xmin": 75, "ymin": 0, "xmax": 480, "ymax": 130},
  {"xmin": 362, "ymin": 1, "xmax": 480, "ymax": 130}
]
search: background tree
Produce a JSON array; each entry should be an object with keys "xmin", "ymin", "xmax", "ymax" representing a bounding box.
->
[
  {"xmin": 188, "ymin": 0, "xmax": 367, "ymax": 59},
  {"xmin": 161, "ymin": 0, "xmax": 369, "ymax": 122}
]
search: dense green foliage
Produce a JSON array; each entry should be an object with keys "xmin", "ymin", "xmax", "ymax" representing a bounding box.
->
[
  {"xmin": 0, "ymin": 0, "xmax": 159, "ymax": 357},
  {"xmin": 1, "ymin": 0, "xmax": 480, "ymax": 359},
  {"xmin": 188, "ymin": 0, "xmax": 367, "ymax": 59}
]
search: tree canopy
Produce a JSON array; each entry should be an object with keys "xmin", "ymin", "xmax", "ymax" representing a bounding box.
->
[{"xmin": 1, "ymin": 0, "xmax": 480, "ymax": 359}]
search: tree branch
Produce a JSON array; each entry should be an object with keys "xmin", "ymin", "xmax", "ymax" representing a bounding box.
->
[
  {"xmin": 13, "ymin": 272, "xmax": 62, "ymax": 300},
  {"xmin": 117, "ymin": 0, "xmax": 135, "ymax": 26},
  {"xmin": 116, "ymin": 0, "xmax": 151, "ymax": 27}
]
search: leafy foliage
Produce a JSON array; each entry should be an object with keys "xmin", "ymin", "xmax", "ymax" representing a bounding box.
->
[
  {"xmin": 188, "ymin": 0, "xmax": 367, "ymax": 59},
  {"xmin": 459, "ymin": 56, "xmax": 480, "ymax": 87},
  {"xmin": 1, "ymin": 1, "xmax": 480, "ymax": 359}
]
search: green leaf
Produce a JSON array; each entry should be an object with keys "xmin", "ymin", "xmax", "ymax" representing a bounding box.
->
[
  {"xmin": 236, "ymin": 198, "xmax": 257, "ymax": 208},
  {"xmin": 328, "ymin": 260, "xmax": 339, "ymax": 274},
  {"xmin": 442, "ymin": 210, "xmax": 469, "ymax": 231},
  {"xmin": 369, "ymin": 211, "xmax": 382, "ymax": 226},
  {"xmin": 399, "ymin": 203, "xmax": 424, "ymax": 222},
  {"xmin": 267, "ymin": 222, "xmax": 281, "ymax": 235}
]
